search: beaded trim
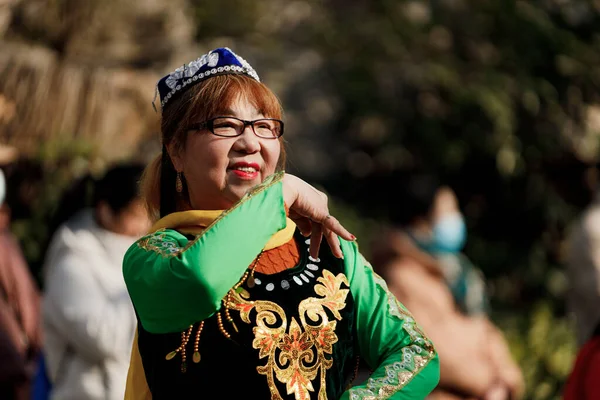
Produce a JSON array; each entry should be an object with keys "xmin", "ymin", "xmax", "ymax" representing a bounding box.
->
[
  {"xmin": 160, "ymin": 65, "xmax": 259, "ymax": 109},
  {"xmin": 159, "ymin": 47, "xmax": 260, "ymax": 109},
  {"xmin": 251, "ymin": 237, "xmax": 321, "ymax": 292}
]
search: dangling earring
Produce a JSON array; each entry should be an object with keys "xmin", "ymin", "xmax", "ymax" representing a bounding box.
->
[{"xmin": 176, "ymin": 172, "xmax": 183, "ymax": 193}]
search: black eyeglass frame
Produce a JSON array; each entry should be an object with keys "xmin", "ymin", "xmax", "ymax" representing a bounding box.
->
[{"xmin": 187, "ymin": 116, "xmax": 284, "ymax": 138}]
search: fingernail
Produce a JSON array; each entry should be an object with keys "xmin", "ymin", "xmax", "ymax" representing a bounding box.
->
[{"xmin": 350, "ymin": 235, "xmax": 356, "ymax": 240}]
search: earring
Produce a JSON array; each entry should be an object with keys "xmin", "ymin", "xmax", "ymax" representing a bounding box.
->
[{"xmin": 176, "ymin": 172, "xmax": 183, "ymax": 193}]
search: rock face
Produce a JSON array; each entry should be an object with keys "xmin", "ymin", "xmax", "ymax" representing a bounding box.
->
[{"xmin": 0, "ymin": 0, "xmax": 199, "ymax": 163}]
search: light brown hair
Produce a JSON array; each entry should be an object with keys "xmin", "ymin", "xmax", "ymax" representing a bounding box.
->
[{"xmin": 140, "ymin": 74, "xmax": 286, "ymax": 221}]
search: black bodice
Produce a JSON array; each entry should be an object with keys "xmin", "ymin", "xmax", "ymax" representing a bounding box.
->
[{"xmin": 137, "ymin": 232, "xmax": 358, "ymax": 399}]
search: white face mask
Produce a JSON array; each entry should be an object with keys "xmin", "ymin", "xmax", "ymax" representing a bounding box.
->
[{"xmin": 0, "ymin": 169, "xmax": 5, "ymax": 206}]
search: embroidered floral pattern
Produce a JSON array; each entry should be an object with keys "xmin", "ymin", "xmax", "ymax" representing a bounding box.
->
[
  {"xmin": 165, "ymin": 52, "xmax": 220, "ymax": 90},
  {"xmin": 348, "ymin": 256, "xmax": 436, "ymax": 399},
  {"xmin": 228, "ymin": 269, "xmax": 350, "ymax": 400},
  {"xmin": 349, "ymin": 355, "xmax": 430, "ymax": 400},
  {"xmin": 137, "ymin": 231, "xmax": 185, "ymax": 257}
]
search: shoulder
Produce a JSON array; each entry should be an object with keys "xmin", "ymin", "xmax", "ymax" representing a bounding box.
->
[
  {"xmin": 46, "ymin": 210, "xmax": 102, "ymax": 258},
  {"xmin": 383, "ymin": 256, "xmax": 450, "ymax": 301},
  {"xmin": 127, "ymin": 229, "xmax": 191, "ymax": 259},
  {"xmin": 381, "ymin": 255, "xmax": 428, "ymax": 283}
]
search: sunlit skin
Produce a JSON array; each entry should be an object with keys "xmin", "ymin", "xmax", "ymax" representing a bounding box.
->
[{"xmin": 169, "ymin": 96, "xmax": 281, "ymax": 210}]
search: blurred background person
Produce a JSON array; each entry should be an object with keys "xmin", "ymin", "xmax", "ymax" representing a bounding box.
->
[
  {"xmin": 564, "ymin": 162, "xmax": 600, "ymax": 347},
  {"xmin": 370, "ymin": 170, "xmax": 524, "ymax": 400},
  {"xmin": 0, "ymin": 156, "xmax": 43, "ymax": 400},
  {"xmin": 561, "ymin": 161, "xmax": 600, "ymax": 399},
  {"xmin": 41, "ymin": 163, "xmax": 150, "ymax": 400}
]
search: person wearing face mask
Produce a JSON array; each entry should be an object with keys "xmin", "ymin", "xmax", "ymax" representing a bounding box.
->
[
  {"xmin": 370, "ymin": 170, "xmax": 523, "ymax": 400},
  {"xmin": 122, "ymin": 47, "xmax": 440, "ymax": 399},
  {"xmin": 403, "ymin": 183, "xmax": 488, "ymax": 317},
  {"xmin": 41, "ymin": 163, "xmax": 151, "ymax": 400}
]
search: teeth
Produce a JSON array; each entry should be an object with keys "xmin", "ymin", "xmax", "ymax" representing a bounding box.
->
[{"xmin": 235, "ymin": 167, "xmax": 257, "ymax": 173}]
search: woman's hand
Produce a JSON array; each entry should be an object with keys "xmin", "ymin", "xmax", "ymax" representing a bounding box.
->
[{"xmin": 283, "ymin": 174, "xmax": 355, "ymax": 259}]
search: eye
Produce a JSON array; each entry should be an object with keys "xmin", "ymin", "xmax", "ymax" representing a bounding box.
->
[
  {"xmin": 255, "ymin": 122, "xmax": 272, "ymax": 130},
  {"xmin": 214, "ymin": 121, "xmax": 237, "ymax": 129}
]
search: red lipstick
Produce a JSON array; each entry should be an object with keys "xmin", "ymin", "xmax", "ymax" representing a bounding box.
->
[{"xmin": 229, "ymin": 162, "xmax": 260, "ymax": 180}]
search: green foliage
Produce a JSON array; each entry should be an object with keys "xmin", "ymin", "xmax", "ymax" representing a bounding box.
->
[{"xmin": 496, "ymin": 302, "xmax": 577, "ymax": 400}]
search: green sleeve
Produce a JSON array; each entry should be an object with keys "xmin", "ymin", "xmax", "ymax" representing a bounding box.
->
[
  {"xmin": 340, "ymin": 240, "xmax": 440, "ymax": 399},
  {"xmin": 123, "ymin": 172, "xmax": 287, "ymax": 334}
]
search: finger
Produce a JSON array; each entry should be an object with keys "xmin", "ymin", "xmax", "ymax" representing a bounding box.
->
[
  {"xmin": 288, "ymin": 209, "xmax": 312, "ymax": 237},
  {"xmin": 295, "ymin": 218, "xmax": 312, "ymax": 237},
  {"xmin": 309, "ymin": 222, "xmax": 323, "ymax": 259},
  {"xmin": 324, "ymin": 227, "xmax": 343, "ymax": 258},
  {"xmin": 321, "ymin": 215, "xmax": 355, "ymax": 241}
]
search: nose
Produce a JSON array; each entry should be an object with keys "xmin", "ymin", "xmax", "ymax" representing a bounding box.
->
[{"xmin": 234, "ymin": 125, "xmax": 261, "ymax": 153}]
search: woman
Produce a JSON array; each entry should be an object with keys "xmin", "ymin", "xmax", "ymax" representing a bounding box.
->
[
  {"xmin": 123, "ymin": 47, "xmax": 439, "ymax": 399},
  {"xmin": 370, "ymin": 171, "xmax": 523, "ymax": 400},
  {"xmin": 42, "ymin": 164, "xmax": 151, "ymax": 400}
]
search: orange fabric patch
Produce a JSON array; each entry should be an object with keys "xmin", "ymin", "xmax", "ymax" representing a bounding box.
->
[{"xmin": 255, "ymin": 237, "xmax": 300, "ymax": 275}]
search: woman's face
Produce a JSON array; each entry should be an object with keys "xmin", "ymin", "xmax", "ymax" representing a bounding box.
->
[{"xmin": 170, "ymin": 96, "xmax": 281, "ymax": 210}]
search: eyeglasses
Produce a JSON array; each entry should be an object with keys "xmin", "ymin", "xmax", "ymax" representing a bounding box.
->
[{"xmin": 188, "ymin": 116, "xmax": 284, "ymax": 139}]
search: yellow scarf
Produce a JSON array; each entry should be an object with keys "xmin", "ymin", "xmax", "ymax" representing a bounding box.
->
[
  {"xmin": 125, "ymin": 210, "xmax": 295, "ymax": 400},
  {"xmin": 148, "ymin": 209, "xmax": 295, "ymax": 249}
]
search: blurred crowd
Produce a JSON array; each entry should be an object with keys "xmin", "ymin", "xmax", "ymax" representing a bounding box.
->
[
  {"xmin": 0, "ymin": 142, "xmax": 599, "ymax": 400},
  {"xmin": 0, "ymin": 145, "xmax": 150, "ymax": 400}
]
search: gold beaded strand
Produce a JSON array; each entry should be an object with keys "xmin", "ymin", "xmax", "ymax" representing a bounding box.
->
[
  {"xmin": 217, "ymin": 251, "xmax": 263, "ymax": 340},
  {"xmin": 192, "ymin": 321, "xmax": 204, "ymax": 363},
  {"xmin": 225, "ymin": 292, "xmax": 239, "ymax": 333},
  {"xmin": 165, "ymin": 325, "xmax": 194, "ymax": 372},
  {"xmin": 216, "ymin": 310, "xmax": 231, "ymax": 339},
  {"xmin": 166, "ymin": 251, "xmax": 265, "ymax": 369}
]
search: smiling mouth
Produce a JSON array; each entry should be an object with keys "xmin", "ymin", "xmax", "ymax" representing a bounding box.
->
[
  {"xmin": 233, "ymin": 166, "xmax": 258, "ymax": 173},
  {"xmin": 230, "ymin": 165, "xmax": 260, "ymax": 179}
]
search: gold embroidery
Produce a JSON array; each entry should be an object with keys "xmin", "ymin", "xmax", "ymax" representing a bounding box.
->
[
  {"xmin": 228, "ymin": 269, "xmax": 349, "ymax": 400},
  {"xmin": 137, "ymin": 230, "xmax": 185, "ymax": 257}
]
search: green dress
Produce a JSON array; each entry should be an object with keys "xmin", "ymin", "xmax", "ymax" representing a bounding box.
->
[{"xmin": 123, "ymin": 172, "xmax": 440, "ymax": 399}]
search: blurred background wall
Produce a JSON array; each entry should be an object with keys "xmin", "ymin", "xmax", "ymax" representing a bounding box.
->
[{"xmin": 2, "ymin": 0, "xmax": 600, "ymax": 398}]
